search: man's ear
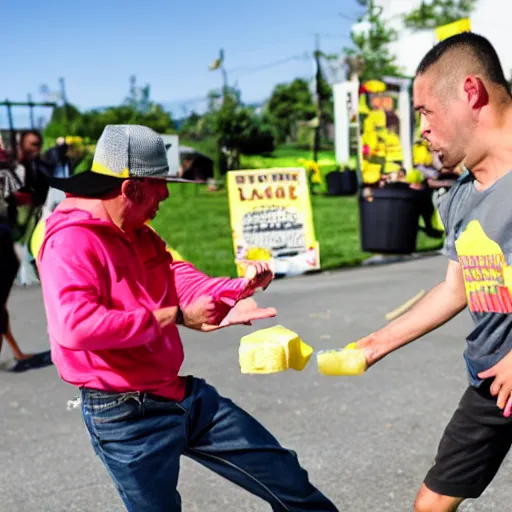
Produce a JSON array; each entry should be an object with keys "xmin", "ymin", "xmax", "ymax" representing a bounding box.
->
[
  {"xmin": 464, "ymin": 75, "xmax": 489, "ymax": 110},
  {"xmin": 121, "ymin": 179, "xmax": 143, "ymax": 203}
]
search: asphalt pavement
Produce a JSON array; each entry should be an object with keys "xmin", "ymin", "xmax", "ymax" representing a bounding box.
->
[{"xmin": 1, "ymin": 254, "xmax": 510, "ymax": 511}]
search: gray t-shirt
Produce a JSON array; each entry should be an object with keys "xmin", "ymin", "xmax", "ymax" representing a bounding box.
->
[{"xmin": 440, "ymin": 170, "xmax": 512, "ymax": 387}]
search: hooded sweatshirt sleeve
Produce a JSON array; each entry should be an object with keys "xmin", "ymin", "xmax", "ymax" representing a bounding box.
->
[
  {"xmin": 171, "ymin": 260, "xmax": 251, "ymax": 325},
  {"xmin": 39, "ymin": 226, "xmax": 161, "ymax": 351}
]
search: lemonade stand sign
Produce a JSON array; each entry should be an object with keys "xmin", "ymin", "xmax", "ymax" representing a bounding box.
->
[{"xmin": 227, "ymin": 168, "xmax": 320, "ymax": 278}]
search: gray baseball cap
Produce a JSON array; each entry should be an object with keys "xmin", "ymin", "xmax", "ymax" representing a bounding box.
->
[{"xmin": 49, "ymin": 124, "xmax": 193, "ymax": 196}]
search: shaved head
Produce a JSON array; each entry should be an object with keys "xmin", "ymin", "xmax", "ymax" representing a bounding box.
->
[
  {"xmin": 416, "ymin": 32, "xmax": 511, "ymax": 102},
  {"xmin": 413, "ymin": 32, "xmax": 512, "ymax": 170},
  {"xmin": 430, "ymin": 52, "xmax": 485, "ymax": 102}
]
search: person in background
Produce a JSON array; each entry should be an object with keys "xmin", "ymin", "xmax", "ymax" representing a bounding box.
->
[
  {"xmin": 16, "ymin": 130, "xmax": 52, "ymax": 210},
  {"xmin": 0, "ymin": 149, "xmax": 33, "ymax": 361},
  {"xmin": 12, "ymin": 131, "xmax": 54, "ymax": 284},
  {"xmin": 44, "ymin": 137, "xmax": 70, "ymax": 178}
]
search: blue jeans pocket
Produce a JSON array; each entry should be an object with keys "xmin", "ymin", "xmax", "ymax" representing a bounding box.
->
[
  {"xmin": 81, "ymin": 390, "xmax": 146, "ymax": 464},
  {"xmin": 81, "ymin": 389, "xmax": 141, "ymax": 424}
]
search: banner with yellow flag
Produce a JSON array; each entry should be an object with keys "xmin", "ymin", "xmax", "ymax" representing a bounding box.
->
[
  {"xmin": 227, "ymin": 168, "xmax": 320, "ymax": 278},
  {"xmin": 435, "ymin": 18, "xmax": 471, "ymax": 41}
]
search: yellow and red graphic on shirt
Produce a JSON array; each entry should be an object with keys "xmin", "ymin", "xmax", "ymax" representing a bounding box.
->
[{"xmin": 455, "ymin": 220, "xmax": 512, "ymax": 313}]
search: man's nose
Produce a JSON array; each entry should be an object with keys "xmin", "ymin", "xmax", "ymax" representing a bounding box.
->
[{"xmin": 420, "ymin": 116, "xmax": 430, "ymax": 139}]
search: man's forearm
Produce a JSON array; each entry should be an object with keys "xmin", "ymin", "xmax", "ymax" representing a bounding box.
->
[
  {"xmin": 153, "ymin": 306, "xmax": 179, "ymax": 329},
  {"xmin": 361, "ymin": 280, "xmax": 467, "ymax": 365}
]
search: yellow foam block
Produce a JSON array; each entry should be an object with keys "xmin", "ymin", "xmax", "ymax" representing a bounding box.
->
[
  {"xmin": 317, "ymin": 343, "xmax": 367, "ymax": 376},
  {"xmin": 239, "ymin": 325, "xmax": 314, "ymax": 374}
]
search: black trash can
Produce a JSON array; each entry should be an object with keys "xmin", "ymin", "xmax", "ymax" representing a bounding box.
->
[
  {"xmin": 326, "ymin": 169, "xmax": 358, "ymax": 196},
  {"xmin": 359, "ymin": 184, "xmax": 421, "ymax": 254}
]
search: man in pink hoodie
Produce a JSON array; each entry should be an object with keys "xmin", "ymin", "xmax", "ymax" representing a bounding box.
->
[{"xmin": 38, "ymin": 125, "xmax": 338, "ymax": 512}]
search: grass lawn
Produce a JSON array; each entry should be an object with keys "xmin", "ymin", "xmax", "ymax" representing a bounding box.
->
[
  {"xmin": 240, "ymin": 146, "xmax": 339, "ymax": 195},
  {"xmin": 240, "ymin": 146, "xmax": 337, "ymax": 170},
  {"xmin": 151, "ymin": 183, "xmax": 443, "ymax": 277}
]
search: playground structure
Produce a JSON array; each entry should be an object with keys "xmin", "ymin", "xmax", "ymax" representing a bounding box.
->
[{"xmin": 0, "ymin": 99, "xmax": 57, "ymax": 158}]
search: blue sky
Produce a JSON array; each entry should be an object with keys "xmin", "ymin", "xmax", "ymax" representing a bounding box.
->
[{"xmin": 2, "ymin": 0, "xmax": 363, "ymax": 128}]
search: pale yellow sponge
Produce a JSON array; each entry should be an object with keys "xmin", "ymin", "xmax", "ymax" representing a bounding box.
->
[
  {"xmin": 317, "ymin": 343, "xmax": 367, "ymax": 376},
  {"xmin": 239, "ymin": 325, "xmax": 314, "ymax": 374}
]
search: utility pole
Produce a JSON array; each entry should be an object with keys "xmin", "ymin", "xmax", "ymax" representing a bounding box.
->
[
  {"xmin": 220, "ymin": 49, "xmax": 228, "ymax": 101},
  {"xmin": 313, "ymin": 34, "xmax": 323, "ymax": 162},
  {"xmin": 59, "ymin": 77, "xmax": 70, "ymax": 133},
  {"xmin": 219, "ymin": 49, "xmax": 230, "ymax": 177},
  {"xmin": 209, "ymin": 48, "xmax": 227, "ymax": 183}
]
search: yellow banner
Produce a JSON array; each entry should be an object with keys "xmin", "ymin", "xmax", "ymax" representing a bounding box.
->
[
  {"xmin": 227, "ymin": 168, "xmax": 320, "ymax": 277},
  {"xmin": 436, "ymin": 18, "xmax": 471, "ymax": 41}
]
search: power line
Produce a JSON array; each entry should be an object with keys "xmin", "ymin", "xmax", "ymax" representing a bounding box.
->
[
  {"xmin": 228, "ymin": 52, "xmax": 311, "ymax": 78},
  {"xmin": 339, "ymin": 11, "xmax": 361, "ymax": 22},
  {"xmin": 166, "ymin": 94, "xmax": 210, "ymax": 107},
  {"xmin": 162, "ymin": 52, "xmax": 314, "ymax": 111},
  {"xmin": 94, "ymin": 44, "xmax": 338, "ymax": 116},
  {"xmin": 315, "ymin": 33, "xmax": 352, "ymax": 41}
]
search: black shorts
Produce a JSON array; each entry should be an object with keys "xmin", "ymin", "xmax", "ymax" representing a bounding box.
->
[{"xmin": 424, "ymin": 380, "xmax": 512, "ymax": 498}]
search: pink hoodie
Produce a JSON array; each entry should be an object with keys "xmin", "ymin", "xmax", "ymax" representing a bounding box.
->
[{"xmin": 38, "ymin": 198, "xmax": 253, "ymax": 400}]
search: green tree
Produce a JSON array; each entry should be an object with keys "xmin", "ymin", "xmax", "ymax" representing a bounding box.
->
[
  {"xmin": 136, "ymin": 104, "xmax": 176, "ymax": 134},
  {"xmin": 344, "ymin": 0, "xmax": 403, "ymax": 82},
  {"xmin": 44, "ymin": 103, "xmax": 83, "ymax": 139},
  {"xmin": 78, "ymin": 104, "xmax": 175, "ymax": 141},
  {"xmin": 124, "ymin": 75, "xmax": 152, "ymax": 114},
  {"xmin": 404, "ymin": 0, "xmax": 477, "ymax": 30},
  {"xmin": 178, "ymin": 112, "xmax": 203, "ymax": 140},
  {"xmin": 47, "ymin": 76, "xmax": 177, "ymax": 142},
  {"xmin": 203, "ymin": 87, "xmax": 275, "ymax": 170},
  {"xmin": 265, "ymin": 78, "xmax": 316, "ymax": 144}
]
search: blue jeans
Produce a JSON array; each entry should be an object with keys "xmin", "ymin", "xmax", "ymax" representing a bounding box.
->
[{"xmin": 80, "ymin": 377, "xmax": 338, "ymax": 512}]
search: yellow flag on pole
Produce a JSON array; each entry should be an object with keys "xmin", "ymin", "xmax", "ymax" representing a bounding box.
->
[{"xmin": 209, "ymin": 49, "xmax": 224, "ymax": 70}]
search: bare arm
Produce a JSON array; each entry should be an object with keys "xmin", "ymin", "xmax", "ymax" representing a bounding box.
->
[
  {"xmin": 358, "ymin": 260, "xmax": 467, "ymax": 365},
  {"xmin": 153, "ymin": 307, "xmax": 179, "ymax": 329}
]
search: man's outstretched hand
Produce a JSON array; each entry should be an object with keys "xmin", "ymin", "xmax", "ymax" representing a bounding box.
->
[
  {"xmin": 200, "ymin": 297, "xmax": 276, "ymax": 332},
  {"xmin": 177, "ymin": 261, "xmax": 275, "ymax": 331},
  {"xmin": 235, "ymin": 261, "xmax": 274, "ymax": 302}
]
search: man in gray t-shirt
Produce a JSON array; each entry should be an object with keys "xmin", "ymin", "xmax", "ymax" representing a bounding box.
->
[
  {"xmin": 348, "ymin": 33, "xmax": 512, "ymax": 511},
  {"xmin": 439, "ymin": 169, "xmax": 512, "ymax": 386}
]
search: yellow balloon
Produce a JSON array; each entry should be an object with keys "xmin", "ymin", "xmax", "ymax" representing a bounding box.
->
[{"xmin": 30, "ymin": 218, "xmax": 46, "ymax": 260}]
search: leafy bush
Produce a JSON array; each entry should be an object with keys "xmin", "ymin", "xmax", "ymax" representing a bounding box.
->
[{"xmin": 237, "ymin": 123, "xmax": 275, "ymax": 155}]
